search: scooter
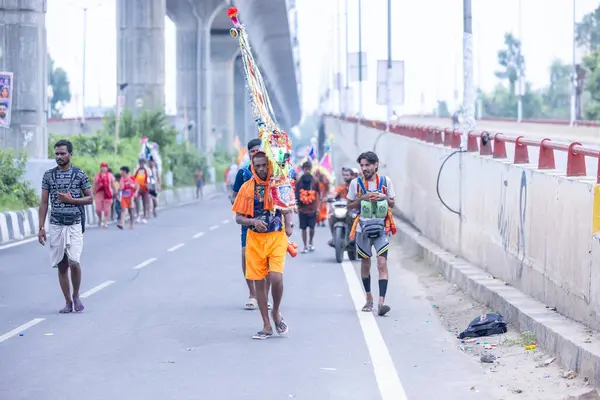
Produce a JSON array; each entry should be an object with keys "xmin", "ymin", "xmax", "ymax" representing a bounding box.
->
[{"xmin": 327, "ymin": 197, "xmax": 358, "ymax": 263}]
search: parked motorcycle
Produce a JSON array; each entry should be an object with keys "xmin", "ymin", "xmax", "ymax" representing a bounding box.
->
[{"xmin": 327, "ymin": 197, "xmax": 358, "ymax": 263}]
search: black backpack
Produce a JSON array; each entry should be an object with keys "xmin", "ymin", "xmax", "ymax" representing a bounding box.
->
[{"xmin": 458, "ymin": 312, "xmax": 507, "ymax": 339}]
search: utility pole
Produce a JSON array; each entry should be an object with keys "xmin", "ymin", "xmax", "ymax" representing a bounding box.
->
[
  {"xmin": 355, "ymin": 0, "xmax": 363, "ymax": 145},
  {"xmin": 336, "ymin": 0, "xmax": 342, "ymax": 115},
  {"xmin": 570, "ymin": 0, "xmax": 577, "ymax": 126},
  {"xmin": 82, "ymin": 7, "xmax": 88, "ymax": 123},
  {"xmin": 386, "ymin": 0, "xmax": 392, "ymax": 131},
  {"xmin": 462, "ymin": 0, "xmax": 475, "ymax": 143},
  {"xmin": 517, "ymin": 0, "xmax": 523, "ymax": 123},
  {"xmin": 459, "ymin": 0, "xmax": 475, "ymax": 231},
  {"xmin": 344, "ymin": 0, "xmax": 350, "ymax": 116}
]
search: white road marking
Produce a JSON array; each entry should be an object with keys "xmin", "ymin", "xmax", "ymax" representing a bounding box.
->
[
  {"xmin": 167, "ymin": 243, "xmax": 185, "ymax": 252},
  {"xmin": 193, "ymin": 232, "xmax": 205, "ymax": 239},
  {"xmin": 80, "ymin": 280, "xmax": 116, "ymax": 299},
  {"xmin": 209, "ymin": 225, "xmax": 219, "ymax": 231},
  {"xmin": 222, "ymin": 219, "xmax": 230, "ymax": 224},
  {"xmin": 0, "ymin": 318, "xmax": 45, "ymax": 344},
  {"xmin": 133, "ymin": 258, "xmax": 157, "ymax": 270},
  {"xmin": 341, "ymin": 260, "xmax": 408, "ymax": 400},
  {"xmin": 320, "ymin": 367, "xmax": 337, "ymax": 371}
]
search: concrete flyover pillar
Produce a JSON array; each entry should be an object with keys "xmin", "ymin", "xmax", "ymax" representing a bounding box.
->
[
  {"xmin": 210, "ymin": 34, "xmax": 240, "ymax": 153},
  {"xmin": 234, "ymin": 55, "xmax": 256, "ymax": 146},
  {"xmin": 117, "ymin": 0, "xmax": 165, "ymax": 113},
  {"xmin": 176, "ymin": 25, "xmax": 200, "ymax": 150},
  {"xmin": 0, "ymin": 0, "xmax": 47, "ymax": 160},
  {"xmin": 234, "ymin": 56, "xmax": 247, "ymax": 145}
]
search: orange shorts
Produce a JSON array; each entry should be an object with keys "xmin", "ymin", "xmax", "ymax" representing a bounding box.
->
[
  {"xmin": 245, "ymin": 229, "xmax": 288, "ymax": 280},
  {"xmin": 121, "ymin": 197, "xmax": 133, "ymax": 209}
]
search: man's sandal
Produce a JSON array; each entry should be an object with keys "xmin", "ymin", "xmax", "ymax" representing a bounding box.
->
[
  {"xmin": 361, "ymin": 301, "xmax": 373, "ymax": 312},
  {"xmin": 252, "ymin": 331, "xmax": 273, "ymax": 340},
  {"xmin": 245, "ymin": 297, "xmax": 257, "ymax": 310}
]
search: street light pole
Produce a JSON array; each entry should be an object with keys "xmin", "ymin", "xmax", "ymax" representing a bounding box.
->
[
  {"xmin": 82, "ymin": 7, "xmax": 88, "ymax": 123},
  {"xmin": 516, "ymin": 0, "xmax": 523, "ymax": 123},
  {"xmin": 462, "ymin": 0, "xmax": 475, "ymax": 141},
  {"xmin": 355, "ymin": 0, "xmax": 362, "ymax": 145},
  {"xmin": 344, "ymin": 0, "xmax": 349, "ymax": 116},
  {"xmin": 336, "ymin": 0, "xmax": 342, "ymax": 115},
  {"xmin": 386, "ymin": 0, "xmax": 392, "ymax": 131},
  {"xmin": 570, "ymin": 0, "xmax": 577, "ymax": 126}
]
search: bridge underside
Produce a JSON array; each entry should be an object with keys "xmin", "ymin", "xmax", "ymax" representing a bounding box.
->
[{"xmin": 117, "ymin": 0, "xmax": 301, "ymax": 153}]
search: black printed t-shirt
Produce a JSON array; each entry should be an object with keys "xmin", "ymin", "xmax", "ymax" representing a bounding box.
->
[{"xmin": 41, "ymin": 167, "xmax": 91, "ymax": 225}]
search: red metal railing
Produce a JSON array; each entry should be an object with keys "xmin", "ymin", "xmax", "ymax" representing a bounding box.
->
[{"xmin": 330, "ymin": 115, "xmax": 600, "ymax": 183}]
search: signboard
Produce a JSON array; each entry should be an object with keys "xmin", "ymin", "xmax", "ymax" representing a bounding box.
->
[
  {"xmin": 0, "ymin": 72, "xmax": 14, "ymax": 128},
  {"xmin": 376, "ymin": 60, "xmax": 404, "ymax": 106},
  {"xmin": 348, "ymin": 52, "xmax": 367, "ymax": 82}
]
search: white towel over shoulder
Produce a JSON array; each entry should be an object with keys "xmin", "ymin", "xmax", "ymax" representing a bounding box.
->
[{"xmin": 48, "ymin": 223, "xmax": 84, "ymax": 267}]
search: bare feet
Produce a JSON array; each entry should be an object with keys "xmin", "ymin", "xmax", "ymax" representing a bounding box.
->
[
  {"xmin": 59, "ymin": 303, "xmax": 73, "ymax": 314},
  {"xmin": 73, "ymin": 296, "xmax": 85, "ymax": 312}
]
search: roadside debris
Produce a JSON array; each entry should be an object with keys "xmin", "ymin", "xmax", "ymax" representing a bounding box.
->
[{"xmin": 457, "ymin": 312, "xmax": 508, "ymax": 339}]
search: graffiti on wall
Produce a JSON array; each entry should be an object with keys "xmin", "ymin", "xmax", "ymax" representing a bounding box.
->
[
  {"xmin": 497, "ymin": 170, "xmax": 528, "ymax": 278},
  {"xmin": 497, "ymin": 178, "xmax": 512, "ymax": 251}
]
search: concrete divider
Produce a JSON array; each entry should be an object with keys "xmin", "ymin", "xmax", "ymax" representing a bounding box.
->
[
  {"xmin": 326, "ymin": 116, "xmax": 600, "ymax": 332},
  {"xmin": 0, "ymin": 184, "xmax": 219, "ymax": 246}
]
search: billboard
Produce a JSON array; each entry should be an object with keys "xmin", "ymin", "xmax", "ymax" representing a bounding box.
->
[{"xmin": 0, "ymin": 72, "xmax": 14, "ymax": 128}]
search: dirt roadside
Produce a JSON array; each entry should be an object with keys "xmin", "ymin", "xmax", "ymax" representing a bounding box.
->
[{"xmin": 395, "ymin": 244, "xmax": 596, "ymax": 400}]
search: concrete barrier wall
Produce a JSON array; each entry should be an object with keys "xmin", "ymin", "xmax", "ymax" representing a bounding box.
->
[
  {"xmin": 326, "ymin": 116, "xmax": 600, "ymax": 330},
  {"xmin": 0, "ymin": 185, "xmax": 217, "ymax": 245}
]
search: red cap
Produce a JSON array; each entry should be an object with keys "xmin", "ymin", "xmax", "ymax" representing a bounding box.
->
[{"xmin": 100, "ymin": 161, "xmax": 108, "ymax": 167}]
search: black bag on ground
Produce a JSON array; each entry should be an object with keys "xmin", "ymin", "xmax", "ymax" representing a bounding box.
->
[{"xmin": 457, "ymin": 312, "xmax": 507, "ymax": 339}]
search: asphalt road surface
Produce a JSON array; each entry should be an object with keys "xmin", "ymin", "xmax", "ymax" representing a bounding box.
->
[{"xmin": 0, "ymin": 195, "xmax": 500, "ymax": 400}]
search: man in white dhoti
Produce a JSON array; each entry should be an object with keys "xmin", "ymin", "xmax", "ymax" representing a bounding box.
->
[{"xmin": 38, "ymin": 139, "xmax": 93, "ymax": 313}]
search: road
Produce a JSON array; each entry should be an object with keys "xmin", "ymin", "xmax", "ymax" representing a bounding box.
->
[{"xmin": 0, "ymin": 195, "xmax": 500, "ymax": 400}]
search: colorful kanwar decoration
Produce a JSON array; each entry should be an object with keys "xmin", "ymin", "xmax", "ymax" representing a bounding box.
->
[{"xmin": 228, "ymin": 7, "xmax": 296, "ymax": 211}]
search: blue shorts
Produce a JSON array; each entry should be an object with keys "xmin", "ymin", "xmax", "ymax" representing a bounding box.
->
[{"xmin": 241, "ymin": 225, "xmax": 249, "ymax": 247}]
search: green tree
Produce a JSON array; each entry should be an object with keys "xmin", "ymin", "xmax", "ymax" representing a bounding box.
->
[
  {"xmin": 495, "ymin": 33, "xmax": 525, "ymax": 96},
  {"xmin": 582, "ymin": 47, "xmax": 600, "ymax": 119},
  {"xmin": 576, "ymin": 7, "xmax": 600, "ymax": 50},
  {"xmin": 576, "ymin": 6, "xmax": 600, "ymax": 119},
  {"xmin": 542, "ymin": 59, "xmax": 571, "ymax": 119},
  {"xmin": 47, "ymin": 54, "xmax": 71, "ymax": 118}
]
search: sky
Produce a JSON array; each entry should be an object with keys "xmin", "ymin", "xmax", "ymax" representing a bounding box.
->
[{"xmin": 47, "ymin": 0, "xmax": 600, "ymax": 122}]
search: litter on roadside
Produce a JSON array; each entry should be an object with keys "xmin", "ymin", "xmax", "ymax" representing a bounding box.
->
[{"xmin": 457, "ymin": 312, "xmax": 507, "ymax": 339}]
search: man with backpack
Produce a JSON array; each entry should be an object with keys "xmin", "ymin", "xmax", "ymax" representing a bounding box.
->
[
  {"xmin": 38, "ymin": 139, "xmax": 93, "ymax": 313},
  {"xmin": 296, "ymin": 161, "xmax": 319, "ymax": 253},
  {"xmin": 347, "ymin": 151, "xmax": 396, "ymax": 317}
]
